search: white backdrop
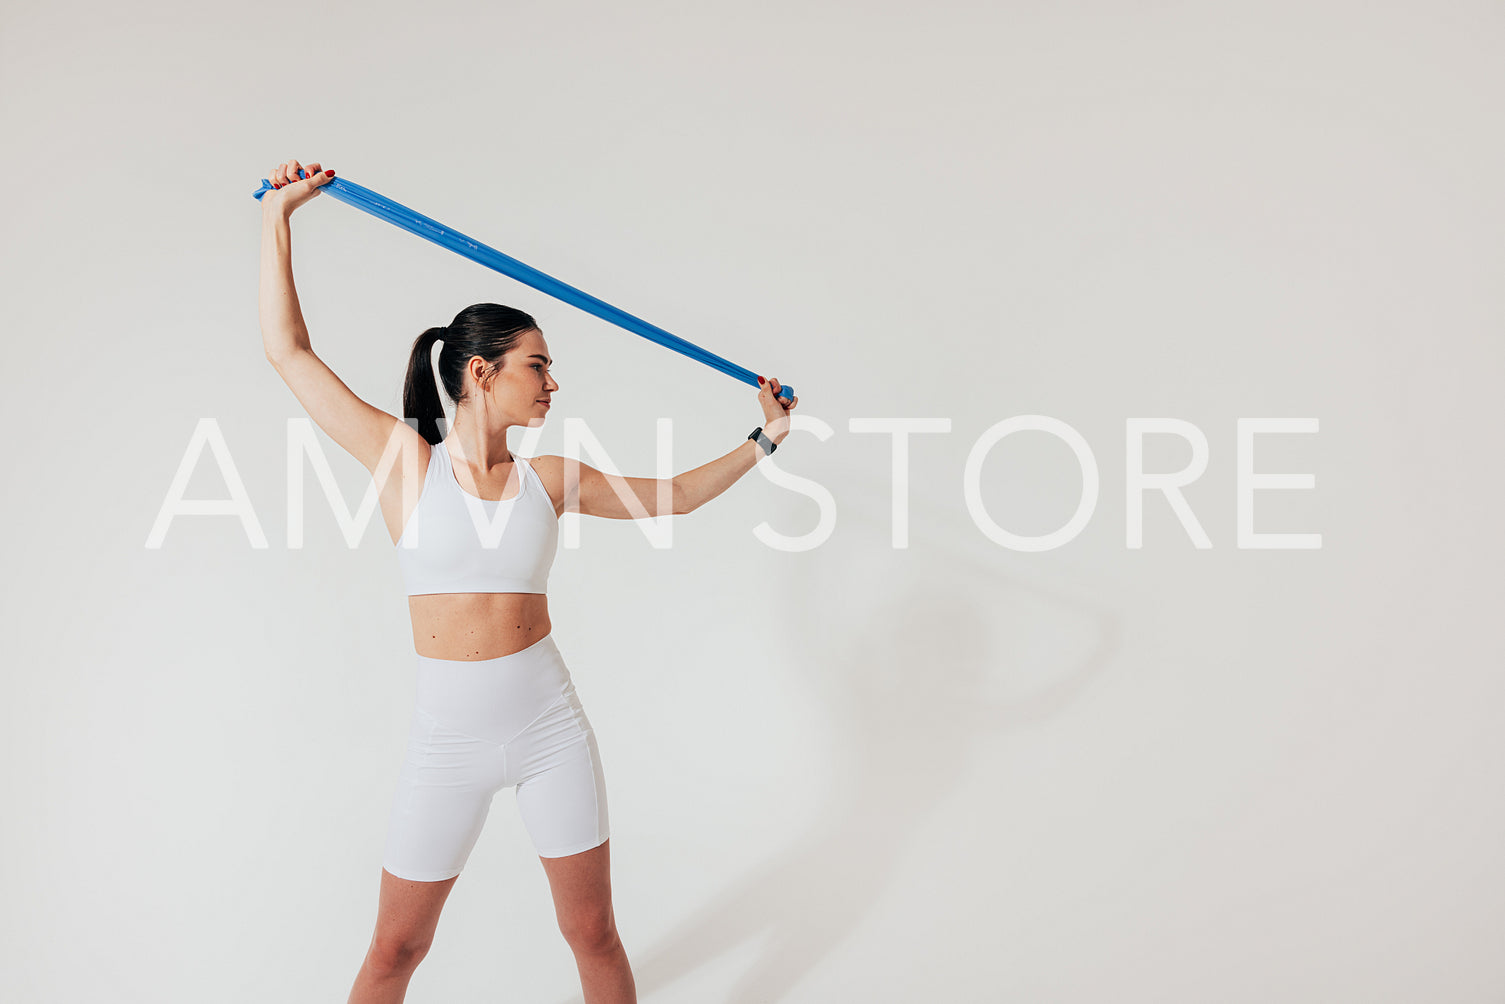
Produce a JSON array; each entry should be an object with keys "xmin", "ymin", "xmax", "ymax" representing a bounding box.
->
[{"xmin": 2, "ymin": 2, "xmax": 1502, "ymax": 1001}]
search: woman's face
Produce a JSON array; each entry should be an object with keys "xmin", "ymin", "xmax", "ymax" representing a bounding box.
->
[{"xmin": 483, "ymin": 328, "xmax": 557, "ymax": 427}]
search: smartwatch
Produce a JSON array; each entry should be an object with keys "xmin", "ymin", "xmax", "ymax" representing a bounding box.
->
[{"xmin": 748, "ymin": 427, "xmax": 777, "ymax": 456}]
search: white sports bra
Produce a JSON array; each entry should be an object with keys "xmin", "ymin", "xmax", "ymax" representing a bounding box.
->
[{"xmin": 395, "ymin": 439, "xmax": 559, "ymax": 596}]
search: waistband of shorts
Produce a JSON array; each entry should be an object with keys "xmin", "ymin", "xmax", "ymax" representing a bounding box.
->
[{"xmin": 414, "ymin": 632, "xmax": 558, "ymax": 670}]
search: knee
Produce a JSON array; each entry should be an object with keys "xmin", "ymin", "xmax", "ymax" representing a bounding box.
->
[
  {"xmin": 365, "ymin": 935, "xmax": 433, "ymax": 978},
  {"xmin": 559, "ymin": 906, "xmax": 620, "ymax": 956}
]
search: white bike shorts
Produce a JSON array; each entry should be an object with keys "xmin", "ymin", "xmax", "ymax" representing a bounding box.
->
[{"xmin": 382, "ymin": 633, "xmax": 610, "ymax": 881}]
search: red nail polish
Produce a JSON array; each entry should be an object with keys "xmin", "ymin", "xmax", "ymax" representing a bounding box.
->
[{"xmin": 757, "ymin": 376, "xmax": 765, "ymax": 385}]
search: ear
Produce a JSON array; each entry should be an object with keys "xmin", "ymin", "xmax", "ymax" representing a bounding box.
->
[{"xmin": 469, "ymin": 355, "xmax": 497, "ymax": 392}]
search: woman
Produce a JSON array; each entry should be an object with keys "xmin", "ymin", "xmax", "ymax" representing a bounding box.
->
[{"xmin": 258, "ymin": 159, "xmax": 798, "ymax": 1004}]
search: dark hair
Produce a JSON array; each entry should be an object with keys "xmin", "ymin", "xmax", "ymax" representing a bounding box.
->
[{"xmin": 402, "ymin": 303, "xmax": 539, "ymax": 444}]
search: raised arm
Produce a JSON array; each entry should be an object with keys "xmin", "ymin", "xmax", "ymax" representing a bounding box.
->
[
  {"xmin": 558, "ymin": 377, "xmax": 800, "ymax": 519},
  {"xmin": 259, "ymin": 158, "xmax": 424, "ymax": 478}
]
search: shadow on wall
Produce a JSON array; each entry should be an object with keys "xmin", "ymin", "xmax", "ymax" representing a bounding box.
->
[{"xmin": 562, "ymin": 465, "xmax": 1123, "ymax": 1003}]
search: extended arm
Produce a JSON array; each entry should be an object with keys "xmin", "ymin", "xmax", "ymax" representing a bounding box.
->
[
  {"xmin": 562, "ymin": 434, "xmax": 764, "ymax": 519},
  {"xmin": 259, "ymin": 167, "xmax": 423, "ymax": 477},
  {"xmin": 566, "ymin": 376, "xmax": 797, "ymax": 518}
]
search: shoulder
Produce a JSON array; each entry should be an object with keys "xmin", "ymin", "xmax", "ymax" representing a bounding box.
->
[
  {"xmin": 525, "ymin": 453, "xmax": 564, "ymax": 482},
  {"xmin": 525, "ymin": 454, "xmax": 568, "ymax": 514},
  {"xmin": 525, "ymin": 454, "xmax": 599, "ymax": 488},
  {"xmin": 377, "ymin": 425, "xmax": 433, "ymax": 485},
  {"xmin": 392, "ymin": 429, "xmax": 434, "ymax": 481}
]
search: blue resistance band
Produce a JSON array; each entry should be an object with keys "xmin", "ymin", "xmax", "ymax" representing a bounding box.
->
[{"xmin": 253, "ymin": 170, "xmax": 793, "ymax": 403}]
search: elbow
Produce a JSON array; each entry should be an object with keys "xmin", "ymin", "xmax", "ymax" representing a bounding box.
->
[
  {"xmin": 670, "ymin": 482, "xmax": 697, "ymax": 517},
  {"xmin": 265, "ymin": 344, "xmax": 307, "ymax": 371},
  {"xmin": 264, "ymin": 332, "xmax": 311, "ymax": 367}
]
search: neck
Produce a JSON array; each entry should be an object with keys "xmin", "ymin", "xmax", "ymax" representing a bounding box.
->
[{"xmin": 446, "ymin": 413, "xmax": 513, "ymax": 468}]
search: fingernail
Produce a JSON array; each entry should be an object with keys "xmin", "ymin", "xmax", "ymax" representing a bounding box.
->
[
  {"xmin": 327, "ymin": 170, "xmax": 334, "ymax": 177},
  {"xmin": 757, "ymin": 376, "xmax": 765, "ymax": 385}
]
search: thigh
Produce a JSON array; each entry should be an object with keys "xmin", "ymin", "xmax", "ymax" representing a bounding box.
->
[
  {"xmin": 384, "ymin": 707, "xmax": 508, "ymax": 882},
  {"xmin": 512, "ymin": 691, "xmax": 610, "ymax": 860}
]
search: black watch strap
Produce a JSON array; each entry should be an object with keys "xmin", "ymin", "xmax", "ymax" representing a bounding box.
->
[{"xmin": 748, "ymin": 426, "xmax": 777, "ymax": 455}]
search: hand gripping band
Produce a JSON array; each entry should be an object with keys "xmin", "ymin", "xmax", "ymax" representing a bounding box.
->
[{"xmin": 254, "ymin": 169, "xmax": 794, "ymax": 403}]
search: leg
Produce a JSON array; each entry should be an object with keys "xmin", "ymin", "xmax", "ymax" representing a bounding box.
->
[
  {"xmin": 511, "ymin": 685, "xmax": 629, "ymax": 1001},
  {"xmin": 355, "ymin": 699, "xmax": 508, "ymax": 1002},
  {"xmin": 347, "ymin": 868, "xmax": 459, "ymax": 1004},
  {"xmin": 540, "ymin": 839, "xmax": 636, "ymax": 1004}
]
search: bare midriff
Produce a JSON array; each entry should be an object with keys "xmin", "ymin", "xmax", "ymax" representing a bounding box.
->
[{"xmin": 408, "ymin": 592, "xmax": 552, "ymax": 661}]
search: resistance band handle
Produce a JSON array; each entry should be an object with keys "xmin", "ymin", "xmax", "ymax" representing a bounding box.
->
[{"xmin": 252, "ymin": 171, "xmax": 795, "ymax": 404}]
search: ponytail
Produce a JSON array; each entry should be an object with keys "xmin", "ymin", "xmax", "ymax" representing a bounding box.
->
[{"xmin": 403, "ymin": 326, "xmax": 449, "ymax": 445}]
